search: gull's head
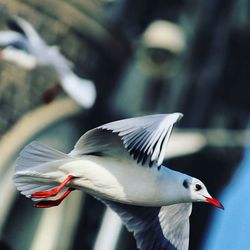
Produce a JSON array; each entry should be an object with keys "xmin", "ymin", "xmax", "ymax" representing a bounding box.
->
[{"xmin": 182, "ymin": 177, "xmax": 224, "ymax": 209}]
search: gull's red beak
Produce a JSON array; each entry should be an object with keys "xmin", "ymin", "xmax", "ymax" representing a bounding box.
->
[{"xmin": 204, "ymin": 196, "xmax": 224, "ymax": 210}]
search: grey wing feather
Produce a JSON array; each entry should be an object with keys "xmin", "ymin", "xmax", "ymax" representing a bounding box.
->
[
  {"xmin": 159, "ymin": 203, "xmax": 192, "ymax": 250},
  {"xmin": 16, "ymin": 141, "xmax": 71, "ymax": 171},
  {"xmin": 70, "ymin": 113, "xmax": 183, "ymax": 167},
  {"xmin": 69, "ymin": 128, "xmax": 130, "ymax": 159},
  {"xmin": 100, "ymin": 113, "xmax": 183, "ymax": 167},
  {"xmin": 99, "ymin": 199, "xmax": 191, "ymax": 250}
]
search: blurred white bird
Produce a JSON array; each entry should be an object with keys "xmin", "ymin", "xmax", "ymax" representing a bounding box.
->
[
  {"xmin": 14, "ymin": 113, "xmax": 223, "ymax": 250},
  {"xmin": 0, "ymin": 16, "xmax": 96, "ymax": 108}
]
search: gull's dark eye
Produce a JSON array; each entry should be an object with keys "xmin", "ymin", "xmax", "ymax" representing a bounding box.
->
[{"xmin": 195, "ymin": 184, "xmax": 202, "ymax": 191}]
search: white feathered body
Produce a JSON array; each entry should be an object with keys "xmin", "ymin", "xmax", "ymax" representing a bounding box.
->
[
  {"xmin": 65, "ymin": 156, "xmax": 188, "ymax": 206},
  {"xmin": 15, "ymin": 153, "xmax": 188, "ymax": 207},
  {"xmin": 13, "ymin": 113, "xmax": 220, "ymax": 250},
  {"xmin": 14, "ymin": 113, "xmax": 190, "ymax": 207}
]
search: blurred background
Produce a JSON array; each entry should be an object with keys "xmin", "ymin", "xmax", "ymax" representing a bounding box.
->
[{"xmin": 0, "ymin": 0, "xmax": 249, "ymax": 250}]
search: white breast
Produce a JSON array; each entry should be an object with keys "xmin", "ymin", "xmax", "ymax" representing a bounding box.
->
[{"xmin": 59, "ymin": 155, "xmax": 183, "ymax": 206}]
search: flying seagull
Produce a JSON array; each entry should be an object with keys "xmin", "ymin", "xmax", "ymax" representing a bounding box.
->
[
  {"xmin": 0, "ymin": 16, "xmax": 96, "ymax": 108},
  {"xmin": 14, "ymin": 113, "xmax": 223, "ymax": 250}
]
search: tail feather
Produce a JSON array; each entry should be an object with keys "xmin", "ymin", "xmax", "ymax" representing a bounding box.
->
[
  {"xmin": 16, "ymin": 141, "xmax": 70, "ymax": 170},
  {"xmin": 17, "ymin": 183, "xmax": 54, "ymax": 197},
  {"xmin": 14, "ymin": 141, "xmax": 72, "ymax": 199}
]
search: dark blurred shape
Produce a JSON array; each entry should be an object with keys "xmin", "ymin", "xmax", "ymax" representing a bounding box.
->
[
  {"xmin": 42, "ymin": 83, "xmax": 62, "ymax": 103},
  {"xmin": 6, "ymin": 17, "xmax": 26, "ymax": 37},
  {"xmin": 0, "ymin": 238, "xmax": 12, "ymax": 250},
  {"xmin": 113, "ymin": 19, "xmax": 185, "ymax": 115},
  {"xmin": 182, "ymin": 0, "xmax": 250, "ymax": 128}
]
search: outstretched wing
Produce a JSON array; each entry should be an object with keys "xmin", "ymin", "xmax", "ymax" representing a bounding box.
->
[
  {"xmin": 0, "ymin": 31, "xmax": 29, "ymax": 51},
  {"xmin": 100, "ymin": 199, "xmax": 191, "ymax": 250},
  {"xmin": 8, "ymin": 16, "xmax": 46, "ymax": 49},
  {"xmin": 70, "ymin": 113, "xmax": 183, "ymax": 168},
  {"xmin": 7, "ymin": 16, "xmax": 75, "ymax": 75}
]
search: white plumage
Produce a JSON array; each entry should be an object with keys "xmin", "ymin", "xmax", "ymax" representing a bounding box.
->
[
  {"xmin": 0, "ymin": 16, "xmax": 96, "ymax": 108},
  {"xmin": 14, "ymin": 113, "xmax": 223, "ymax": 250}
]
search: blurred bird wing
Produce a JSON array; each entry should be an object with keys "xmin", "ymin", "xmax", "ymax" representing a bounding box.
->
[
  {"xmin": 0, "ymin": 31, "xmax": 29, "ymax": 50},
  {"xmin": 70, "ymin": 113, "xmax": 183, "ymax": 167},
  {"xmin": 60, "ymin": 75, "xmax": 96, "ymax": 108},
  {"xmin": 49, "ymin": 45, "xmax": 74, "ymax": 69},
  {"xmin": 100, "ymin": 199, "xmax": 191, "ymax": 250},
  {"xmin": 9, "ymin": 16, "xmax": 72, "ymax": 69},
  {"xmin": 10, "ymin": 16, "xmax": 47, "ymax": 50},
  {"xmin": 1, "ymin": 47, "xmax": 37, "ymax": 69}
]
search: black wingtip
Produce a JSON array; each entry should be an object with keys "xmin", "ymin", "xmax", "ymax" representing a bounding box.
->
[
  {"xmin": 7, "ymin": 16, "xmax": 26, "ymax": 37},
  {"xmin": 149, "ymin": 160, "xmax": 154, "ymax": 168},
  {"xmin": 141, "ymin": 154, "xmax": 149, "ymax": 166}
]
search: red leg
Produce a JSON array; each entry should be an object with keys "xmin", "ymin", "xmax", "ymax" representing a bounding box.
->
[
  {"xmin": 31, "ymin": 175, "xmax": 76, "ymax": 199},
  {"xmin": 34, "ymin": 188, "xmax": 75, "ymax": 208}
]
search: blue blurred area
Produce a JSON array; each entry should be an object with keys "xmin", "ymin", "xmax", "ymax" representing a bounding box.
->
[{"xmin": 203, "ymin": 140, "xmax": 250, "ymax": 250}]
